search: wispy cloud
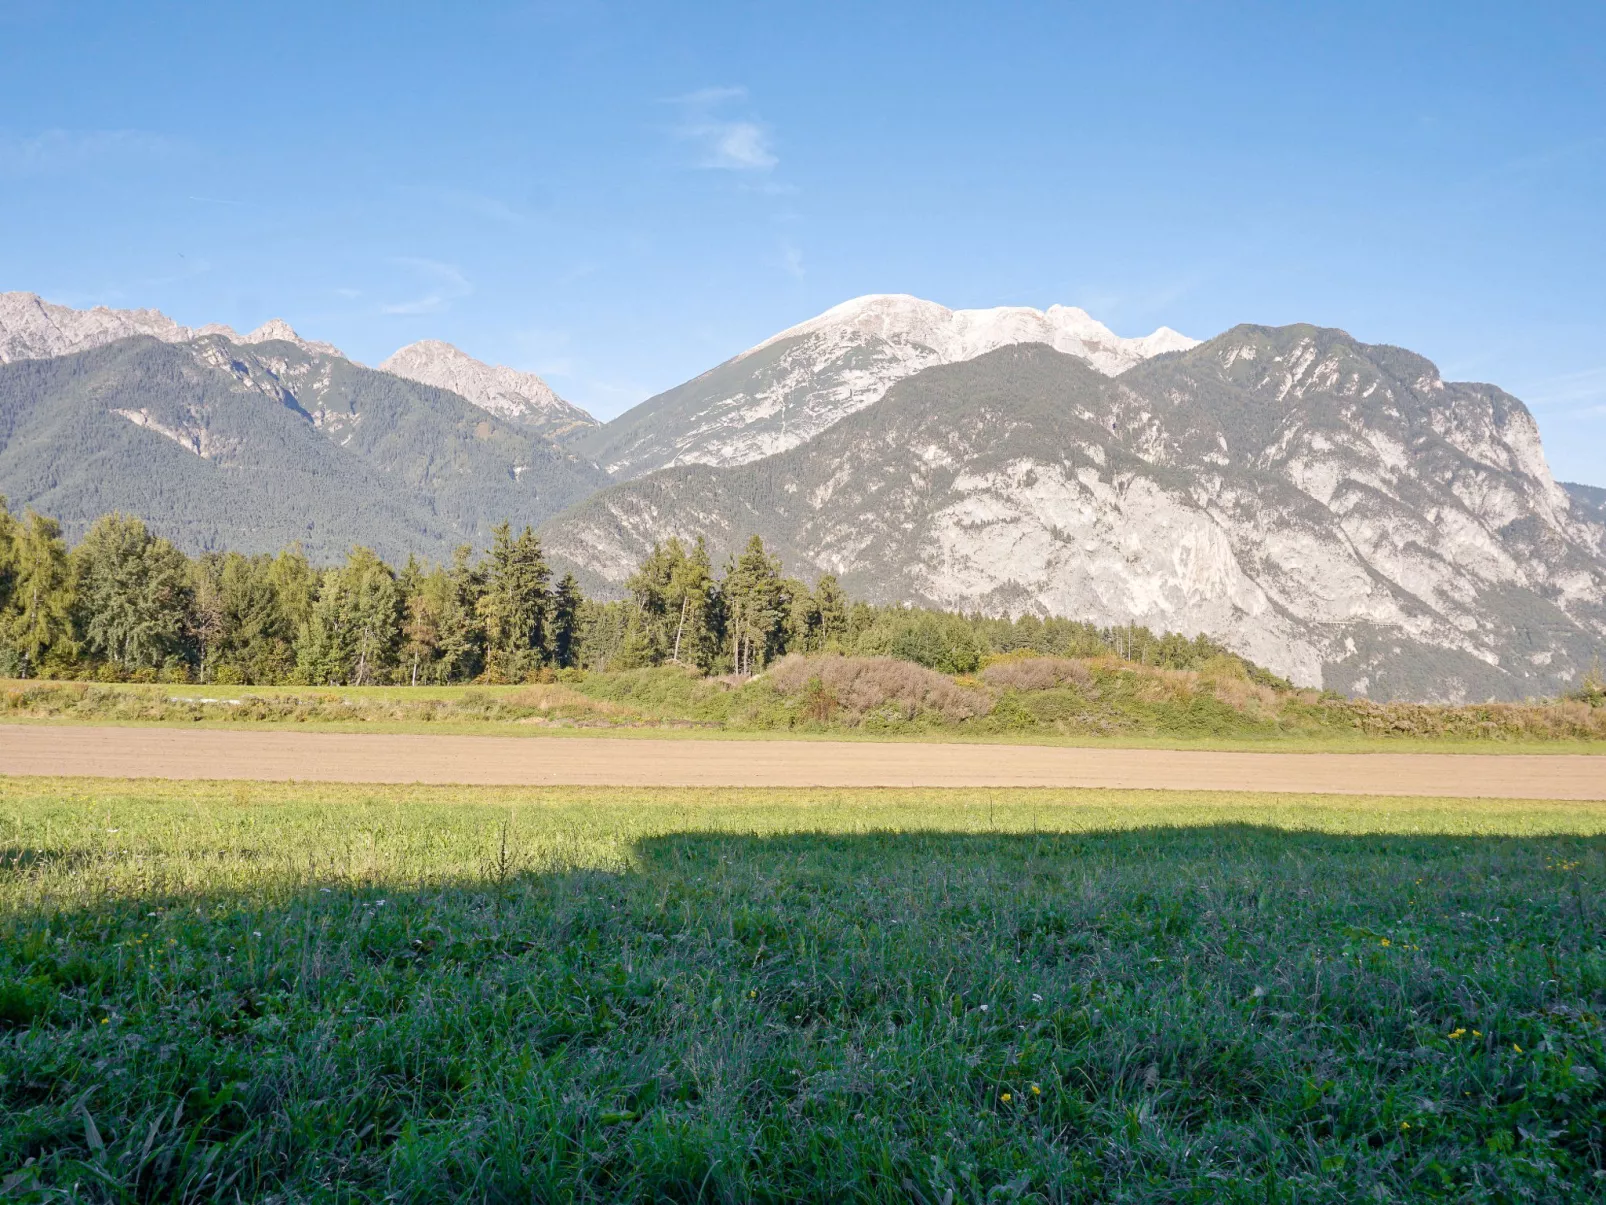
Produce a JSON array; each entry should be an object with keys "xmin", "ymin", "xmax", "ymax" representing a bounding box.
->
[
  {"xmin": 0, "ymin": 128, "xmax": 172, "ymax": 176},
  {"xmin": 667, "ymin": 86, "xmax": 778, "ymax": 171},
  {"xmin": 381, "ymin": 258, "xmax": 472, "ymax": 315},
  {"xmin": 779, "ymin": 240, "xmax": 805, "ymax": 280},
  {"xmin": 1521, "ymin": 365, "xmax": 1606, "ymax": 414},
  {"xmin": 402, "ymin": 185, "xmax": 531, "ymax": 225}
]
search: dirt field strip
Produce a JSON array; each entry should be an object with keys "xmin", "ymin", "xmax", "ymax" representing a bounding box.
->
[{"xmin": 1, "ymin": 724, "xmax": 1603, "ymax": 798}]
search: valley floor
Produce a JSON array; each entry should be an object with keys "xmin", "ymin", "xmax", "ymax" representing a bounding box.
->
[
  {"xmin": 3, "ymin": 724, "xmax": 1606, "ymax": 799},
  {"xmin": 1, "ymin": 780, "xmax": 1601, "ymax": 1201}
]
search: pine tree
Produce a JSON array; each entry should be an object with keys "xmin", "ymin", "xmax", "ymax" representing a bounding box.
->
[
  {"xmin": 547, "ymin": 573, "xmax": 582, "ymax": 668},
  {"xmin": 295, "ymin": 548, "xmax": 401, "ymax": 685},
  {"xmin": 478, "ymin": 524, "xmax": 550, "ymax": 681},
  {"xmin": 436, "ymin": 545, "xmax": 487, "ymax": 682},
  {"xmin": 621, "ymin": 537, "xmax": 718, "ymax": 669},
  {"xmin": 720, "ymin": 535, "xmax": 789, "ymax": 675},
  {"xmin": 0, "ymin": 499, "xmax": 17, "ymax": 616},
  {"xmin": 813, "ymin": 575, "xmax": 850, "ymax": 650},
  {"xmin": 6, "ymin": 510, "xmax": 74, "ymax": 678}
]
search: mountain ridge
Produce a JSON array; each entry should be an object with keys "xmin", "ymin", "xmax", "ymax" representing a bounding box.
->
[
  {"xmin": 0, "ymin": 291, "xmax": 344, "ymax": 363},
  {"xmin": 542, "ymin": 326, "xmax": 1606, "ymax": 701},
  {"xmin": 0, "ymin": 332, "xmax": 607, "ymax": 562},
  {"xmin": 379, "ymin": 339, "xmax": 597, "ymax": 438},
  {"xmin": 570, "ymin": 293, "xmax": 1199, "ymax": 479}
]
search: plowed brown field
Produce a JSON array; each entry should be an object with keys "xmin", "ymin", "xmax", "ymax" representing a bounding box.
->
[{"xmin": 1, "ymin": 724, "xmax": 1602, "ymax": 798}]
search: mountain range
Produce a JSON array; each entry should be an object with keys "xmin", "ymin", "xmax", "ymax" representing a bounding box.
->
[
  {"xmin": 1, "ymin": 288, "xmax": 1601, "ymax": 700},
  {"xmin": 0, "ymin": 293, "xmax": 605, "ymax": 562}
]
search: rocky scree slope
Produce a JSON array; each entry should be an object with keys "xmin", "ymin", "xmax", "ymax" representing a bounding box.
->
[
  {"xmin": 0, "ymin": 333, "xmax": 607, "ymax": 561},
  {"xmin": 542, "ymin": 326, "xmax": 1606, "ymax": 702},
  {"xmin": 379, "ymin": 340, "xmax": 597, "ymax": 439},
  {"xmin": 570, "ymin": 294, "xmax": 1197, "ymax": 478}
]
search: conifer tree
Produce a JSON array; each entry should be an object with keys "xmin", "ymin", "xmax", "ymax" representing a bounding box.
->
[
  {"xmin": 0, "ymin": 500, "xmax": 17, "ymax": 615},
  {"xmin": 547, "ymin": 573, "xmax": 582, "ymax": 668},
  {"xmin": 6, "ymin": 511, "xmax": 74, "ymax": 678},
  {"xmin": 813, "ymin": 575, "xmax": 850, "ymax": 649},
  {"xmin": 720, "ymin": 535, "xmax": 789, "ymax": 674},
  {"xmin": 435, "ymin": 545, "xmax": 487, "ymax": 681},
  {"xmin": 295, "ymin": 547, "xmax": 401, "ymax": 685},
  {"xmin": 478, "ymin": 523, "xmax": 550, "ymax": 681}
]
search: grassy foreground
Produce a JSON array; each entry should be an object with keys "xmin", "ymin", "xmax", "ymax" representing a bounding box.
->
[{"xmin": 1, "ymin": 781, "xmax": 1603, "ymax": 1202}]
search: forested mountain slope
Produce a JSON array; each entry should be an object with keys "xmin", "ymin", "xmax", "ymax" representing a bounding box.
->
[
  {"xmin": 0, "ymin": 334, "xmax": 608, "ymax": 562},
  {"xmin": 541, "ymin": 327, "xmax": 1606, "ymax": 701}
]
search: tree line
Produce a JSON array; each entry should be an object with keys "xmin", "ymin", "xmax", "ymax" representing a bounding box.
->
[{"xmin": 0, "ymin": 501, "xmax": 1272, "ymax": 686}]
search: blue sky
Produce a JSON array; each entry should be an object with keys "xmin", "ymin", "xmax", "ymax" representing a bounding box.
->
[{"xmin": 3, "ymin": 1, "xmax": 1603, "ymax": 483}]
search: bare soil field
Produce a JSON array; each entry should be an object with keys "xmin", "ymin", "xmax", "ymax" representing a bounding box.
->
[{"xmin": 1, "ymin": 723, "xmax": 1602, "ymax": 798}]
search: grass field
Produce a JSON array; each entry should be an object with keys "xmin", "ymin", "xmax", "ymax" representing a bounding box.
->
[
  {"xmin": 5, "ymin": 668, "xmax": 1606, "ymax": 755},
  {"xmin": 1, "ymin": 780, "xmax": 1603, "ymax": 1201}
]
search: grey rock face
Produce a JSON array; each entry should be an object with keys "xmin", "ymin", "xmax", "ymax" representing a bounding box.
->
[
  {"xmin": 572, "ymin": 294, "xmax": 1196, "ymax": 479},
  {"xmin": 379, "ymin": 340, "xmax": 598, "ymax": 438},
  {"xmin": 0, "ymin": 291, "xmax": 342, "ymax": 363},
  {"xmin": 543, "ymin": 326, "xmax": 1606, "ymax": 701}
]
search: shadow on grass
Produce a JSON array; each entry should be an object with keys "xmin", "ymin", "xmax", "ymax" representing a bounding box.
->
[{"xmin": 1, "ymin": 825, "xmax": 1602, "ymax": 1202}]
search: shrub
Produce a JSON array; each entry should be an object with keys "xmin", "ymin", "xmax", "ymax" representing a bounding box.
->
[
  {"xmin": 980, "ymin": 656, "xmax": 1093, "ymax": 691},
  {"xmin": 768, "ymin": 654, "xmax": 992, "ymax": 724}
]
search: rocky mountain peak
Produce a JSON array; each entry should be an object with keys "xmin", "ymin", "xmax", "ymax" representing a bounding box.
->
[
  {"xmin": 749, "ymin": 293, "xmax": 1199, "ymax": 376},
  {"xmin": 0, "ymin": 291, "xmax": 345, "ymax": 364},
  {"xmin": 237, "ymin": 318, "xmax": 346, "ymax": 359},
  {"xmin": 378, "ymin": 340, "xmax": 597, "ymax": 438},
  {"xmin": 575, "ymin": 293, "xmax": 1200, "ymax": 479}
]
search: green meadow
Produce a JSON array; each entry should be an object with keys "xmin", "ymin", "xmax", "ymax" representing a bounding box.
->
[{"xmin": 1, "ymin": 781, "xmax": 1603, "ymax": 1202}]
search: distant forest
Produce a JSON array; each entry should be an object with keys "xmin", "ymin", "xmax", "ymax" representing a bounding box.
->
[{"xmin": 0, "ymin": 500, "xmax": 1283, "ymax": 687}]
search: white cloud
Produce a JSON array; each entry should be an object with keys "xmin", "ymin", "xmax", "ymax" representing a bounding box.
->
[
  {"xmin": 668, "ymin": 86, "xmax": 778, "ymax": 172},
  {"xmin": 381, "ymin": 258, "xmax": 472, "ymax": 315}
]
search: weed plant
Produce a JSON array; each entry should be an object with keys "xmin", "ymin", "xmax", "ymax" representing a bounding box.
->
[{"xmin": 1, "ymin": 780, "xmax": 1602, "ymax": 1200}]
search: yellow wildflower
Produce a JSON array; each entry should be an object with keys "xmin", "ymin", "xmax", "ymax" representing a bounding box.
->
[
  {"xmin": 1030, "ymin": 1084, "xmax": 1041, "ymax": 1096},
  {"xmin": 1513, "ymin": 1043, "xmax": 1522, "ymax": 1053},
  {"xmin": 1472, "ymin": 1030, "xmax": 1482, "ymax": 1038},
  {"xmin": 1000, "ymin": 1092, "xmax": 1012, "ymax": 1103},
  {"xmin": 1448, "ymin": 1028, "xmax": 1466, "ymax": 1040},
  {"xmin": 1380, "ymin": 939, "xmax": 1391, "ymax": 947},
  {"xmin": 1400, "ymin": 1121, "xmax": 1411, "ymax": 1130}
]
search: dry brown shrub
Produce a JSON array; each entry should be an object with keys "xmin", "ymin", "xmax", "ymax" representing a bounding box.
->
[
  {"xmin": 980, "ymin": 657, "xmax": 1093, "ymax": 692},
  {"xmin": 1131, "ymin": 666, "xmax": 1201, "ymax": 704},
  {"xmin": 1337, "ymin": 698, "xmax": 1606, "ymax": 741},
  {"xmin": 1210, "ymin": 676, "xmax": 1284, "ymax": 714},
  {"xmin": 769, "ymin": 654, "xmax": 992, "ymax": 723},
  {"xmin": 505, "ymin": 684, "xmax": 634, "ymax": 717}
]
